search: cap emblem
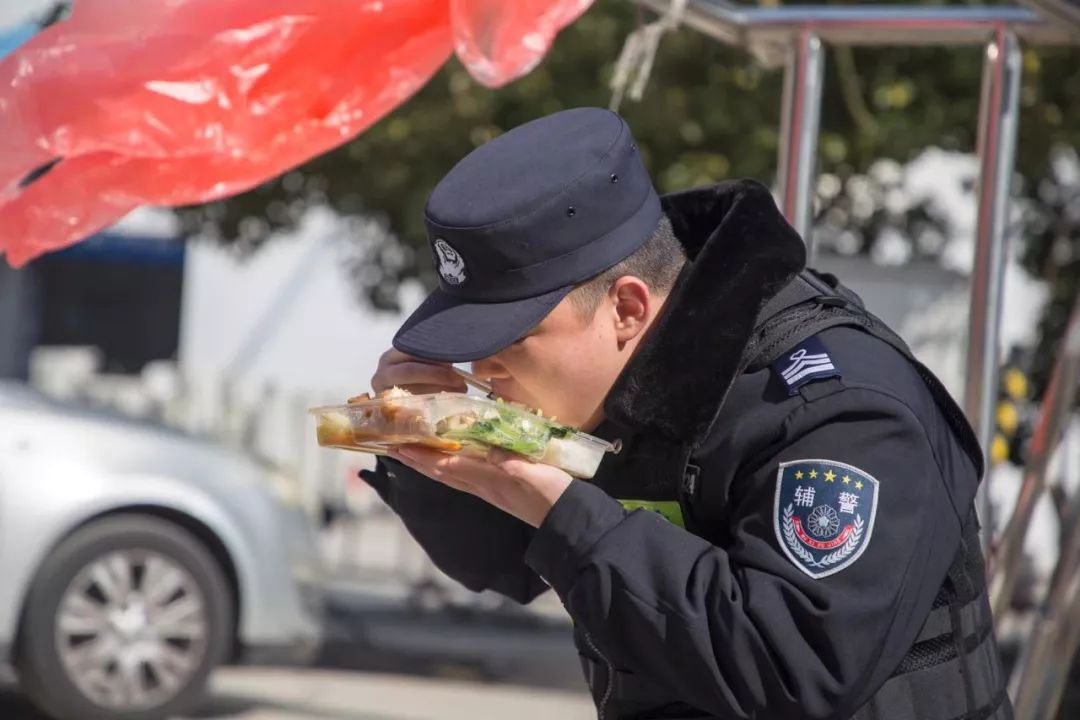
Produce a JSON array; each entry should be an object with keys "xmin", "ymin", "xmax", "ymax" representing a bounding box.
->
[{"xmin": 434, "ymin": 238, "xmax": 467, "ymax": 285}]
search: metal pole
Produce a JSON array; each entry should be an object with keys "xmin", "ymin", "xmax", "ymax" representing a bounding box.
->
[
  {"xmin": 965, "ymin": 28, "xmax": 1022, "ymax": 553},
  {"xmin": 776, "ymin": 30, "xmax": 824, "ymax": 259},
  {"xmin": 1007, "ymin": 293, "xmax": 1080, "ymax": 720},
  {"xmin": 1020, "ymin": 0, "xmax": 1080, "ymax": 33},
  {"xmin": 990, "ymin": 291, "xmax": 1080, "ymax": 621},
  {"xmin": 632, "ymin": 1, "xmax": 1074, "ymax": 50}
]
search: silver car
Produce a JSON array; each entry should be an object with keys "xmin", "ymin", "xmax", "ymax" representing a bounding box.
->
[{"xmin": 0, "ymin": 381, "xmax": 323, "ymax": 720}]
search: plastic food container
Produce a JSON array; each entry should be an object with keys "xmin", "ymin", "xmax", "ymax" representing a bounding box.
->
[{"xmin": 308, "ymin": 393, "xmax": 615, "ymax": 479}]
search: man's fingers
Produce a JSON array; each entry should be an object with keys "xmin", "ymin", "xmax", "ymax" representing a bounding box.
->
[
  {"xmin": 396, "ymin": 445, "xmax": 453, "ymax": 464},
  {"xmin": 398, "ymin": 384, "xmax": 467, "ymax": 396},
  {"xmin": 372, "ymin": 348, "xmax": 469, "ymax": 394},
  {"xmin": 377, "ymin": 360, "xmax": 462, "ymax": 387},
  {"xmin": 388, "ymin": 443, "xmax": 572, "ymax": 528},
  {"xmin": 372, "ymin": 361, "xmax": 467, "ymax": 394},
  {"xmin": 380, "ymin": 348, "xmax": 432, "ymax": 365},
  {"xmin": 487, "ymin": 448, "xmax": 534, "ymax": 476},
  {"xmin": 392, "ymin": 446, "xmax": 483, "ymax": 494}
]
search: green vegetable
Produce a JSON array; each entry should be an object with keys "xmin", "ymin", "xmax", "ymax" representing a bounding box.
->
[
  {"xmin": 549, "ymin": 425, "xmax": 574, "ymax": 439},
  {"xmin": 436, "ymin": 408, "xmax": 572, "ymax": 457}
]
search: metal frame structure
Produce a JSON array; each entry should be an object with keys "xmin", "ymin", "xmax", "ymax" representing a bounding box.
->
[
  {"xmin": 636, "ymin": 0, "xmax": 1067, "ymax": 525},
  {"xmin": 1021, "ymin": 0, "xmax": 1080, "ymax": 32},
  {"xmin": 637, "ymin": 1, "xmax": 1075, "ymax": 52},
  {"xmin": 634, "ymin": 0, "xmax": 1074, "ymax": 542},
  {"xmin": 631, "ymin": 2, "xmax": 1079, "ymax": 716},
  {"xmin": 1003, "ymin": 292, "xmax": 1080, "ymax": 719},
  {"xmin": 776, "ymin": 29, "xmax": 823, "ymax": 259}
]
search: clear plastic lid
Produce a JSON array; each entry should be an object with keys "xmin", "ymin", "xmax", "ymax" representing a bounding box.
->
[{"xmin": 308, "ymin": 392, "xmax": 615, "ymax": 479}]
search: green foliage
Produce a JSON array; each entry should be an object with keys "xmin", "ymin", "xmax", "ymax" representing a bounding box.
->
[{"xmin": 177, "ymin": 1, "xmax": 785, "ymax": 307}]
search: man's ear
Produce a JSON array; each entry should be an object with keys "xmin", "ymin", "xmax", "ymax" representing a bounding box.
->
[{"xmin": 608, "ymin": 276, "xmax": 652, "ymax": 345}]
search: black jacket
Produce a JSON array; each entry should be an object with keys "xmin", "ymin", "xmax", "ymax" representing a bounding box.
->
[{"xmin": 362, "ymin": 180, "xmax": 1009, "ymax": 720}]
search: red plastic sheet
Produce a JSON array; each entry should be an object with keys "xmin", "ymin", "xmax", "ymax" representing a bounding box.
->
[
  {"xmin": 451, "ymin": 0, "xmax": 595, "ymax": 86},
  {"xmin": 0, "ymin": 0, "xmax": 594, "ymax": 266}
]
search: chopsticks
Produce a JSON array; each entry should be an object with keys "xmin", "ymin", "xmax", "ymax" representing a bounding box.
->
[{"xmin": 452, "ymin": 366, "xmax": 495, "ymax": 398}]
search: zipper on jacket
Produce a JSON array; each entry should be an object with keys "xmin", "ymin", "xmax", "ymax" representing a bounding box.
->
[{"xmin": 581, "ymin": 628, "xmax": 615, "ymax": 720}]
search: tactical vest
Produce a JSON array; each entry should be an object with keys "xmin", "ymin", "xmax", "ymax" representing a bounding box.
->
[
  {"xmin": 753, "ymin": 270, "xmax": 1011, "ymax": 720},
  {"xmin": 578, "ymin": 270, "xmax": 1012, "ymax": 720}
]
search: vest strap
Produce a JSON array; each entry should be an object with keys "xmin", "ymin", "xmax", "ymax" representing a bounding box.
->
[
  {"xmin": 913, "ymin": 593, "xmax": 992, "ymax": 647},
  {"xmin": 745, "ymin": 270, "xmax": 985, "ymax": 479},
  {"xmin": 852, "ymin": 626, "xmax": 1011, "ymax": 720}
]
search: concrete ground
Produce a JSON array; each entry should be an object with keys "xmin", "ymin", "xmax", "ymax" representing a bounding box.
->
[
  {"xmin": 190, "ymin": 667, "xmax": 594, "ymax": 720},
  {"xmin": 0, "ymin": 667, "xmax": 595, "ymax": 720}
]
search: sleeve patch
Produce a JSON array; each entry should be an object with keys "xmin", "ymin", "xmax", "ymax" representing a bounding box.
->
[{"xmin": 773, "ymin": 459, "xmax": 879, "ymax": 579}]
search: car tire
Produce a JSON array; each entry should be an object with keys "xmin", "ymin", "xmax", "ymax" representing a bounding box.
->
[{"xmin": 17, "ymin": 514, "xmax": 234, "ymax": 720}]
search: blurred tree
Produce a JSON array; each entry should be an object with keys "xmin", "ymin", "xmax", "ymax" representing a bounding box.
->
[
  {"xmin": 177, "ymin": 1, "xmax": 788, "ymax": 309},
  {"xmin": 175, "ymin": 0, "xmax": 1080, "ymax": 398}
]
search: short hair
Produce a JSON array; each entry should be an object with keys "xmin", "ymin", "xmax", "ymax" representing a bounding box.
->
[{"xmin": 569, "ymin": 214, "xmax": 687, "ymax": 317}]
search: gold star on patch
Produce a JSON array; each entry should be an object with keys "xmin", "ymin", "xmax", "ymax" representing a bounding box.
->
[
  {"xmin": 855, "ymin": 480, "xmax": 864, "ymax": 490},
  {"xmin": 809, "ymin": 469, "xmax": 818, "ymax": 479},
  {"xmin": 824, "ymin": 470, "xmax": 836, "ymax": 482},
  {"xmin": 842, "ymin": 475, "xmax": 852, "ymax": 484},
  {"xmin": 795, "ymin": 470, "xmax": 804, "ymax": 480}
]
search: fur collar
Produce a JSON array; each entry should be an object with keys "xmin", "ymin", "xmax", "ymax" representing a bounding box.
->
[{"xmin": 603, "ymin": 179, "xmax": 806, "ymax": 448}]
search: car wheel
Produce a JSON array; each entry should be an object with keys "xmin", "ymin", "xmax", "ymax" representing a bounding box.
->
[{"xmin": 17, "ymin": 514, "xmax": 234, "ymax": 720}]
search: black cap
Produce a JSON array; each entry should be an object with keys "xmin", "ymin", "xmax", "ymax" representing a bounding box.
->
[{"xmin": 393, "ymin": 107, "xmax": 662, "ymax": 362}]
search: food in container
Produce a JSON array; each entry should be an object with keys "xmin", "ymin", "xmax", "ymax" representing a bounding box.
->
[{"xmin": 309, "ymin": 388, "xmax": 615, "ymax": 479}]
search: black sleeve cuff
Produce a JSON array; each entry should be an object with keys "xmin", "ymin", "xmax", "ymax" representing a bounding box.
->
[
  {"xmin": 358, "ymin": 457, "xmax": 400, "ymax": 499},
  {"xmin": 524, "ymin": 480, "xmax": 626, "ymax": 594}
]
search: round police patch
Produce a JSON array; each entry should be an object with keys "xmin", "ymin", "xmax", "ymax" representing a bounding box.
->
[{"xmin": 773, "ymin": 459, "xmax": 879, "ymax": 579}]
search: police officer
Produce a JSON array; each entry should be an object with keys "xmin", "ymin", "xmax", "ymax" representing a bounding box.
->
[{"xmin": 362, "ymin": 107, "xmax": 1012, "ymax": 720}]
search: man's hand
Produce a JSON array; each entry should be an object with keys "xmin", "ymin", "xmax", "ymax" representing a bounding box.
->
[
  {"xmin": 374, "ymin": 348, "xmax": 572, "ymax": 526},
  {"xmin": 388, "ymin": 446, "xmax": 574, "ymax": 528},
  {"xmin": 371, "ymin": 348, "xmax": 468, "ymax": 395}
]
